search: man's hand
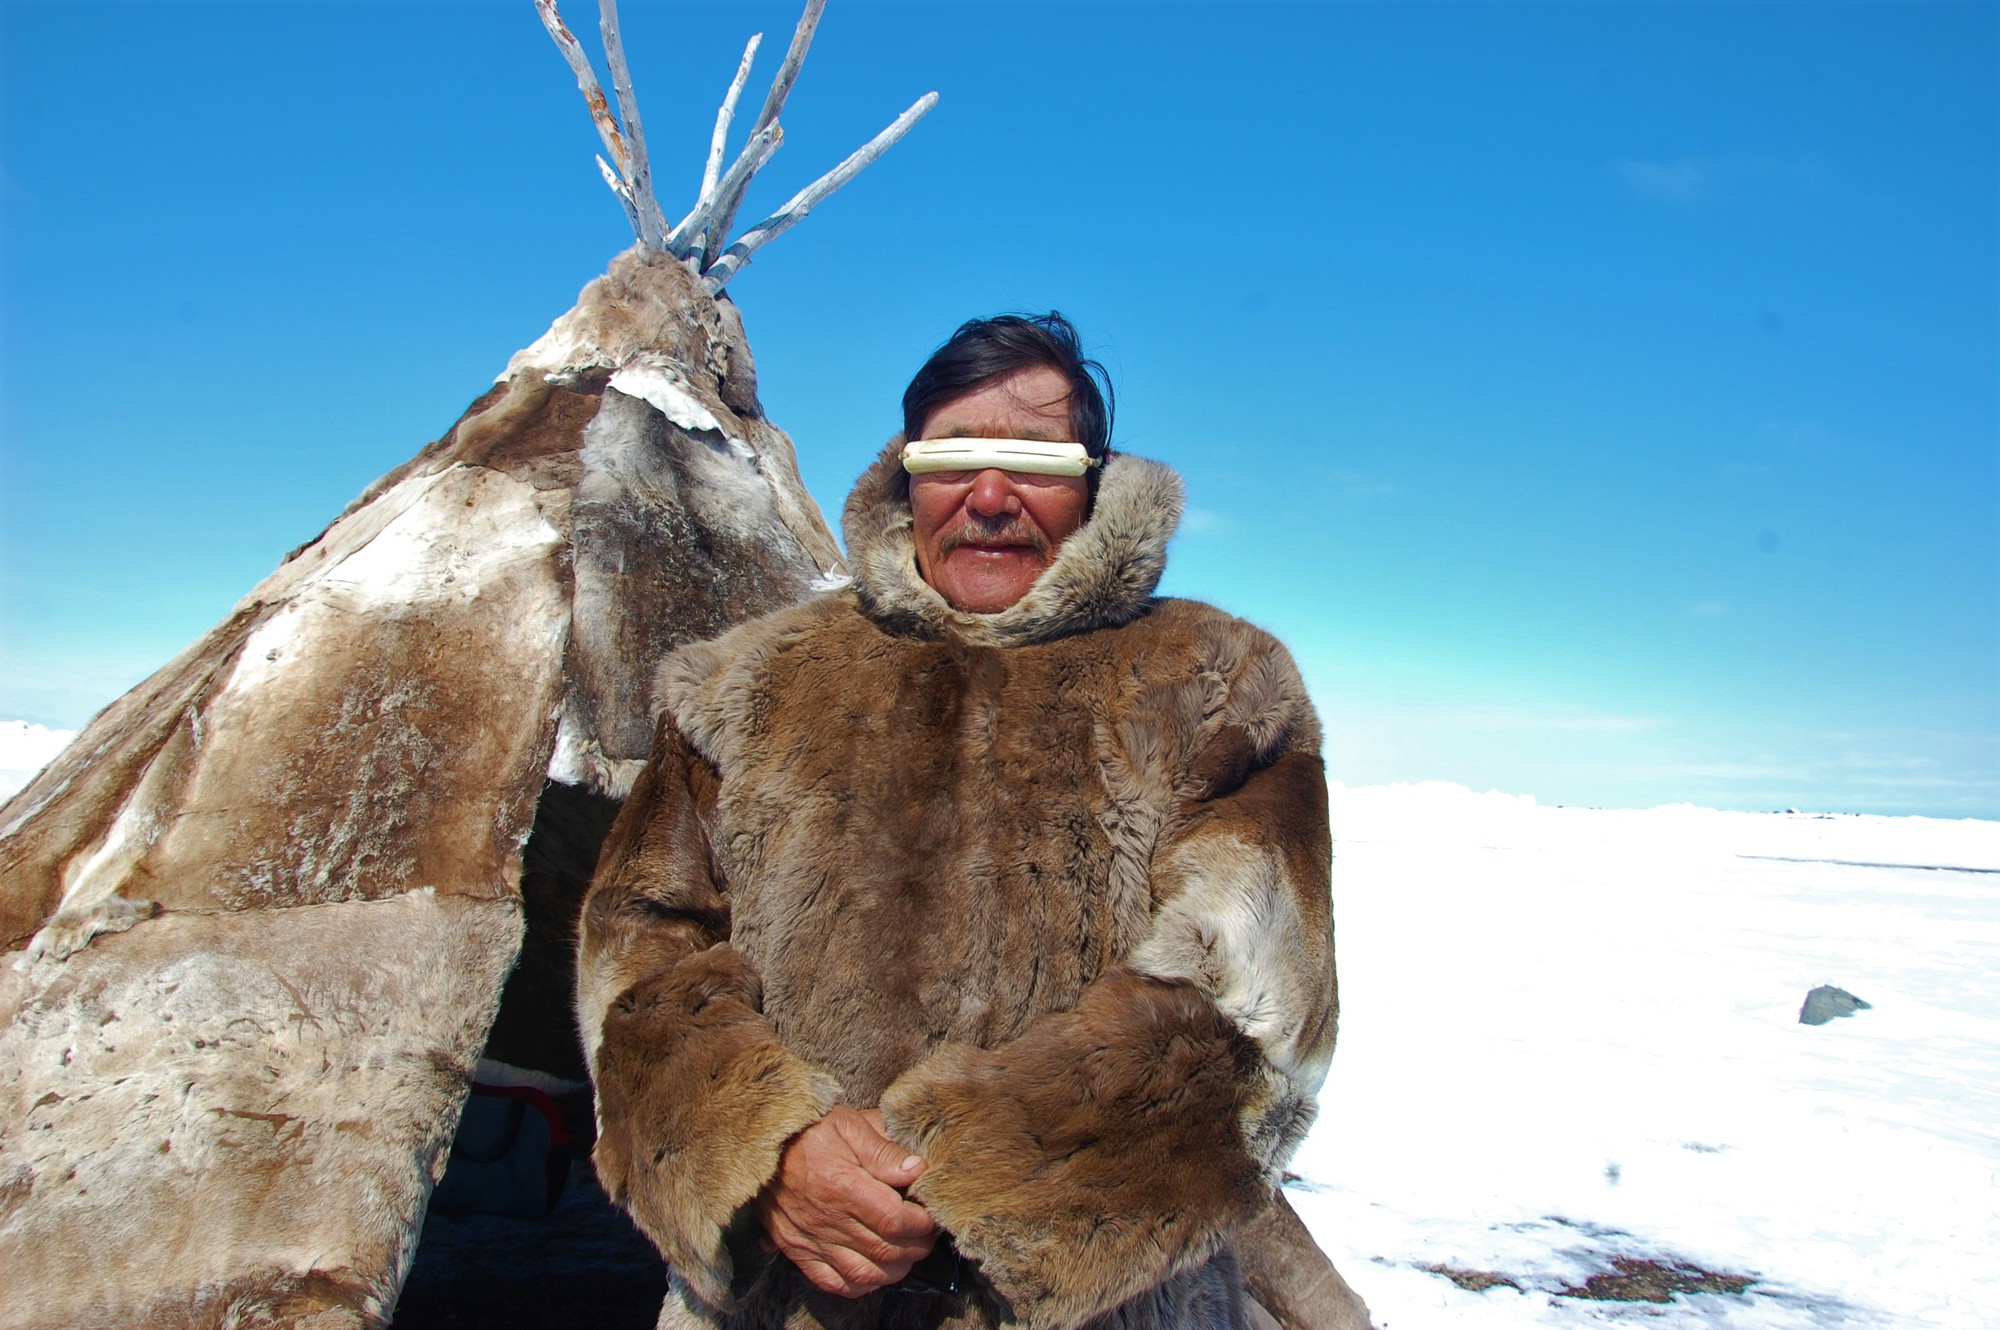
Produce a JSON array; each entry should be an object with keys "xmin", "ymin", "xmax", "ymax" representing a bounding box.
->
[{"xmin": 755, "ymin": 1106, "xmax": 939, "ymax": 1297}]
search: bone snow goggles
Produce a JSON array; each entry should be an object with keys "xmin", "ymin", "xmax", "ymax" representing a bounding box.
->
[{"xmin": 901, "ymin": 438, "xmax": 1100, "ymax": 478}]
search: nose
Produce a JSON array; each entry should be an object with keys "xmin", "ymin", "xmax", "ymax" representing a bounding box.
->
[{"xmin": 965, "ymin": 468, "xmax": 1022, "ymax": 518}]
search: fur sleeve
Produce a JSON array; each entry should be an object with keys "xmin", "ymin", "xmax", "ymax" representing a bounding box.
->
[
  {"xmin": 881, "ymin": 629, "xmax": 1337, "ymax": 1330},
  {"xmin": 578, "ymin": 713, "xmax": 840, "ymax": 1311}
]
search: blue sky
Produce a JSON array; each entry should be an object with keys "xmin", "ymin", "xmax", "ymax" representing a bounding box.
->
[{"xmin": 2, "ymin": 1, "xmax": 1993, "ymax": 817}]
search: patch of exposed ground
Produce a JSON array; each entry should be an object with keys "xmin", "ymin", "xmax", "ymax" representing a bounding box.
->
[
  {"xmin": 1557, "ymin": 1256, "xmax": 1756, "ymax": 1303},
  {"xmin": 1418, "ymin": 1264, "xmax": 1522, "ymax": 1293},
  {"xmin": 1415, "ymin": 1240, "xmax": 1758, "ymax": 1307}
]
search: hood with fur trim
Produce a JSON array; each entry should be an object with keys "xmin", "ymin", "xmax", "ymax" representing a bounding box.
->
[
  {"xmin": 840, "ymin": 442, "xmax": 1185, "ymax": 646},
  {"xmin": 588, "ymin": 439, "xmax": 1347, "ymax": 1330}
]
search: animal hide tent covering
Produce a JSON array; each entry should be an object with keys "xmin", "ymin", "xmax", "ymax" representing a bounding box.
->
[
  {"xmin": 0, "ymin": 2, "xmax": 1371, "ymax": 1322},
  {"xmin": 0, "ymin": 246, "xmax": 844, "ymax": 1329}
]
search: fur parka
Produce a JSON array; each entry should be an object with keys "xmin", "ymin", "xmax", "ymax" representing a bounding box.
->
[{"xmin": 578, "ymin": 443, "xmax": 1338, "ymax": 1330}]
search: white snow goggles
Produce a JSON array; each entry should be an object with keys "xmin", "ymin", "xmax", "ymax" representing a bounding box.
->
[{"xmin": 902, "ymin": 438, "xmax": 1100, "ymax": 478}]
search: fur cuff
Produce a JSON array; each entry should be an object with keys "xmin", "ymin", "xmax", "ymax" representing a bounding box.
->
[
  {"xmin": 878, "ymin": 972, "xmax": 1271, "ymax": 1330},
  {"xmin": 590, "ymin": 945, "xmax": 840, "ymax": 1310}
]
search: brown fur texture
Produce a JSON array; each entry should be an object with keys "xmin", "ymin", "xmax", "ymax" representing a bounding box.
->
[
  {"xmin": 879, "ymin": 972, "xmax": 1272, "ymax": 1328},
  {"xmin": 0, "ymin": 246, "xmax": 845, "ymax": 1326},
  {"xmin": 0, "ymin": 891, "xmax": 519, "ymax": 1330},
  {"xmin": 581, "ymin": 443, "xmax": 1339, "ymax": 1330}
]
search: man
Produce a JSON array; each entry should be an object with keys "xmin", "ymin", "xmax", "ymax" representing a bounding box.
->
[{"xmin": 578, "ymin": 314, "xmax": 1359, "ymax": 1330}]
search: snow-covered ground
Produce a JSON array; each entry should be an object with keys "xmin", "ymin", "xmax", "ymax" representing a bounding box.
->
[
  {"xmin": 5, "ymin": 726, "xmax": 1993, "ymax": 1327},
  {"xmin": 1298, "ymin": 782, "xmax": 2000, "ymax": 1330}
]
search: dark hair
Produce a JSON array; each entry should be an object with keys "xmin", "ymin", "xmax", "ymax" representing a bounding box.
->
[{"xmin": 901, "ymin": 312, "xmax": 1115, "ymax": 459}]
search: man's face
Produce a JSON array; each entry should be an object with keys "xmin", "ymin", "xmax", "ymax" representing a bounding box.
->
[{"xmin": 909, "ymin": 365, "xmax": 1091, "ymax": 614}]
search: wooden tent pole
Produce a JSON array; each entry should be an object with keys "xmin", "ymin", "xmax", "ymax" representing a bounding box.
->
[
  {"xmin": 536, "ymin": 0, "xmax": 933, "ymax": 280},
  {"xmin": 704, "ymin": 0, "xmax": 826, "ymax": 264},
  {"xmin": 704, "ymin": 91, "xmax": 938, "ymax": 291},
  {"xmin": 687, "ymin": 34, "xmax": 764, "ymax": 270},
  {"xmin": 598, "ymin": 0, "xmax": 668, "ymax": 248}
]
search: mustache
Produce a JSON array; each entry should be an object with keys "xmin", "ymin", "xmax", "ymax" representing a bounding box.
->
[{"xmin": 938, "ymin": 516, "xmax": 1051, "ymax": 559}]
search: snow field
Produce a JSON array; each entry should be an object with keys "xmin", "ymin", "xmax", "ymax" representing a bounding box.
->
[{"xmin": 1295, "ymin": 783, "xmax": 2000, "ymax": 1329}]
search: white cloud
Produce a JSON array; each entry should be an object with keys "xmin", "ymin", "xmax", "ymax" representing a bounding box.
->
[
  {"xmin": 1180, "ymin": 505, "xmax": 1233, "ymax": 536},
  {"xmin": 0, "ymin": 721, "xmax": 78, "ymax": 802},
  {"xmin": 1690, "ymin": 599, "xmax": 1730, "ymax": 617}
]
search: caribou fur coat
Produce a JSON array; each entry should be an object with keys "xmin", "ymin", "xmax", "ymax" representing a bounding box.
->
[{"xmin": 578, "ymin": 443, "xmax": 1338, "ymax": 1330}]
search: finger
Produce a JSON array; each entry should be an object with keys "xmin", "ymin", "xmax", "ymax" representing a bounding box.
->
[
  {"xmin": 824, "ymin": 1228, "xmax": 937, "ymax": 1292},
  {"xmin": 784, "ymin": 1191, "xmax": 936, "ymax": 1261},
  {"xmin": 793, "ymin": 1255, "xmax": 875, "ymax": 1299},
  {"xmin": 880, "ymin": 1227, "xmax": 939, "ymax": 1278},
  {"xmin": 862, "ymin": 1192, "xmax": 940, "ymax": 1243},
  {"xmin": 769, "ymin": 1217, "xmax": 937, "ymax": 1299},
  {"xmin": 830, "ymin": 1247, "xmax": 893, "ymax": 1292},
  {"xmin": 759, "ymin": 1205, "xmax": 881, "ymax": 1296},
  {"xmin": 851, "ymin": 1223, "xmax": 939, "ymax": 1268},
  {"xmin": 787, "ymin": 1231, "xmax": 924, "ymax": 1299},
  {"xmin": 857, "ymin": 1108, "xmax": 920, "ymax": 1169},
  {"xmin": 761, "ymin": 1175, "xmax": 934, "ymax": 1267},
  {"xmin": 811, "ymin": 1165, "xmax": 936, "ymax": 1242},
  {"xmin": 838, "ymin": 1109, "xmax": 926, "ymax": 1186},
  {"xmin": 872, "ymin": 1246, "xmax": 926, "ymax": 1287},
  {"xmin": 792, "ymin": 1151, "xmax": 929, "ymax": 1235}
]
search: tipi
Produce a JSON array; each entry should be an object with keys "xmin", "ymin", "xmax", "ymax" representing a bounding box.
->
[
  {"xmin": 0, "ymin": 3, "xmax": 923, "ymax": 1324},
  {"xmin": 0, "ymin": 4, "xmax": 1371, "ymax": 1328}
]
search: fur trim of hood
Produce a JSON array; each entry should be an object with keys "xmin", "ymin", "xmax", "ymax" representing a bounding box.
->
[{"xmin": 841, "ymin": 440, "xmax": 1185, "ymax": 647}]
